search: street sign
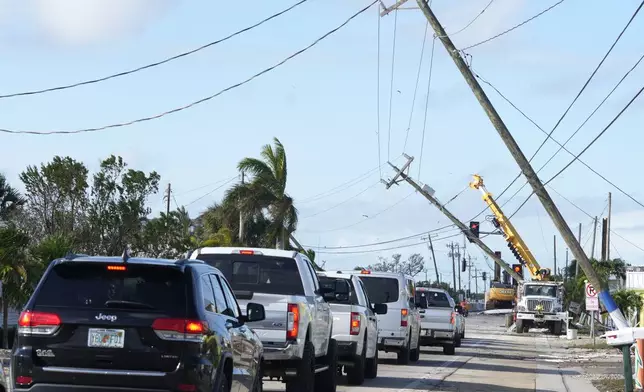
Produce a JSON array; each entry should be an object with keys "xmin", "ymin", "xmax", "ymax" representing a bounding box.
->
[
  {"xmin": 586, "ymin": 297, "xmax": 599, "ymax": 311},
  {"xmin": 585, "ymin": 282, "xmax": 598, "ymax": 298}
]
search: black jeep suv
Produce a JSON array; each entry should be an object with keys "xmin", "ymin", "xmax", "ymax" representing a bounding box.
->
[{"xmin": 11, "ymin": 253, "xmax": 266, "ymax": 392}]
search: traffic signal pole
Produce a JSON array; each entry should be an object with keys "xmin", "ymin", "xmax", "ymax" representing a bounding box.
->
[{"xmin": 413, "ymin": 0, "xmax": 628, "ymax": 331}]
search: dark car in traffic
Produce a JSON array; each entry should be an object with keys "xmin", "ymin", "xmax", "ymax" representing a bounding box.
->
[{"xmin": 11, "ymin": 253, "xmax": 265, "ymax": 392}]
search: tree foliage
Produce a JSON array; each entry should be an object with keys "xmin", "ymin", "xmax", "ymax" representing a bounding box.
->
[{"xmin": 365, "ymin": 253, "xmax": 425, "ymax": 277}]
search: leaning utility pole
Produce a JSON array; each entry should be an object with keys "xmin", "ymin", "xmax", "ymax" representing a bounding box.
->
[
  {"xmin": 384, "ymin": 155, "xmax": 523, "ymax": 282},
  {"xmin": 576, "ymin": 223, "xmax": 582, "ymax": 277},
  {"xmin": 422, "ymin": 234, "xmax": 440, "ymax": 283},
  {"xmin": 456, "ymin": 244, "xmax": 462, "ymax": 293},
  {"xmin": 565, "ymin": 248, "xmax": 569, "ymax": 282},
  {"xmin": 413, "ymin": 0, "xmax": 626, "ymax": 328}
]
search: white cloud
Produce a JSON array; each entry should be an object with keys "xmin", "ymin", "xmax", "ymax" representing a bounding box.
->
[{"xmin": 3, "ymin": 0, "xmax": 176, "ymax": 46}]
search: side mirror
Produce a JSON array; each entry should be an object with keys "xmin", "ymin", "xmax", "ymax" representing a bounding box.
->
[
  {"xmin": 245, "ymin": 302, "xmax": 266, "ymax": 323},
  {"xmin": 373, "ymin": 303, "xmax": 388, "ymax": 315}
]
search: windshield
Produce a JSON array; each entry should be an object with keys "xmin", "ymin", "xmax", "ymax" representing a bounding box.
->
[
  {"xmin": 196, "ymin": 254, "xmax": 305, "ymax": 296},
  {"xmin": 358, "ymin": 276, "xmax": 399, "ymax": 304},
  {"xmin": 524, "ymin": 284, "xmax": 557, "ymax": 297},
  {"xmin": 417, "ymin": 290, "xmax": 451, "ymax": 308},
  {"xmin": 34, "ymin": 263, "xmax": 186, "ymax": 315}
]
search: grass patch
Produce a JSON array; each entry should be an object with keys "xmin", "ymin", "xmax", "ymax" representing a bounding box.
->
[
  {"xmin": 592, "ymin": 378, "xmax": 624, "ymax": 392},
  {"xmin": 571, "ymin": 341, "xmax": 610, "ymax": 349}
]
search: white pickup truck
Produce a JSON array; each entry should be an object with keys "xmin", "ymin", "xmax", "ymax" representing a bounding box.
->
[
  {"xmin": 191, "ymin": 247, "xmax": 339, "ymax": 392},
  {"xmin": 415, "ymin": 287, "xmax": 461, "ymax": 355},
  {"xmin": 317, "ymin": 271, "xmax": 387, "ymax": 385}
]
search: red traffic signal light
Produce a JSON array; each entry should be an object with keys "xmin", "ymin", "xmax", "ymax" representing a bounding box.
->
[
  {"xmin": 469, "ymin": 221, "xmax": 480, "ymax": 238},
  {"xmin": 512, "ymin": 264, "xmax": 523, "ymax": 275}
]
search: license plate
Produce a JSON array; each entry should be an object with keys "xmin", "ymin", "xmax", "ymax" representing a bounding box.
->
[
  {"xmin": 88, "ymin": 328, "xmax": 125, "ymax": 348},
  {"xmin": 383, "ymin": 339, "xmax": 400, "ymax": 345}
]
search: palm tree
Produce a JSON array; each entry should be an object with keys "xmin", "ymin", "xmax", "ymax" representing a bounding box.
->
[
  {"xmin": 0, "ymin": 173, "xmax": 26, "ymax": 221},
  {"xmin": 224, "ymin": 138, "xmax": 298, "ymax": 249}
]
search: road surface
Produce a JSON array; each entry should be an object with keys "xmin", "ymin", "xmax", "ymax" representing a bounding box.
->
[{"xmin": 265, "ymin": 313, "xmax": 600, "ymax": 391}]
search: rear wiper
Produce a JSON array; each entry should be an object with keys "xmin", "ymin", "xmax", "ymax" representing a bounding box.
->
[{"xmin": 104, "ymin": 300, "xmax": 156, "ymax": 310}]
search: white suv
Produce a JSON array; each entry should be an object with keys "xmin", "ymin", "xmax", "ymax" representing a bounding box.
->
[{"xmin": 343, "ymin": 270, "xmax": 421, "ymax": 365}]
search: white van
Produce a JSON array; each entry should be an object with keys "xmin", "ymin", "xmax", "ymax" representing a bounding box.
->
[{"xmin": 342, "ymin": 270, "xmax": 421, "ymax": 365}]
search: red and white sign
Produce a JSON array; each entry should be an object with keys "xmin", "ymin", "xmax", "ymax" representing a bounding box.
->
[
  {"xmin": 586, "ymin": 297, "xmax": 599, "ymax": 311},
  {"xmin": 585, "ymin": 282, "xmax": 597, "ymax": 298}
]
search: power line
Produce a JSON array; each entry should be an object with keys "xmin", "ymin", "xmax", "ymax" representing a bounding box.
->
[
  {"xmin": 460, "ymin": 0, "xmax": 566, "ymax": 51},
  {"xmin": 386, "ymin": 9, "xmax": 399, "ymax": 161},
  {"xmin": 184, "ymin": 176, "xmax": 239, "ymax": 207},
  {"xmin": 403, "ymin": 21, "xmax": 429, "ymax": 153},
  {"xmin": 303, "ymin": 223, "xmax": 456, "ymax": 250},
  {"xmin": 474, "ymin": 53, "xmax": 644, "ymax": 210},
  {"xmin": 439, "ymin": 0, "xmax": 495, "ymax": 37},
  {"xmin": 173, "ymin": 175, "xmax": 239, "ymax": 197},
  {"xmin": 316, "ymin": 231, "xmax": 462, "ymax": 255},
  {"xmin": 2, "ymin": 0, "xmax": 379, "ymax": 136},
  {"xmin": 464, "ymin": 1, "xmax": 643, "ymax": 221},
  {"xmin": 0, "ymin": 0, "xmax": 310, "ymax": 99},
  {"xmin": 300, "ymin": 181, "xmax": 382, "ymax": 219},
  {"xmin": 418, "ymin": 36, "xmax": 437, "ymax": 179},
  {"xmin": 298, "ymin": 164, "xmax": 383, "ymax": 204}
]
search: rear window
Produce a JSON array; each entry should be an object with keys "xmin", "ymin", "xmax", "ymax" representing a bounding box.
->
[
  {"xmin": 358, "ymin": 276, "xmax": 399, "ymax": 304},
  {"xmin": 418, "ymin": 291, "xmax": 451, "ymax": 308},
  {"xmin": 318, "ymin": 277, "xmax": 358, "ymax": 305},
  {"xmin": 34, "ymin": 263, "xmax": 186, "ymax": 315},
  {"xmin": 197, "ymin": 254, "xmax": 305, "ymax": 296}
]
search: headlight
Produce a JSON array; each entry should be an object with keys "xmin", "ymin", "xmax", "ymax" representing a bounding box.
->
[{"xmin": 518, "ymin": 305, "xmax": 526, "ymax": 311}]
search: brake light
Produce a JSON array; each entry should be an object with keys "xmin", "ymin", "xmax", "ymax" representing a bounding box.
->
[
  {"xmin": 15, "ymin": 376, "xmax": 32, "ymax": 386},
  {"xmin": 350, "ymin": 312, "xmax": 361, "ymax": 335},
  {"xmin": 18, "ymin": 311, "xmax": 61, "ymax": 336},
  {"xmin": 450, "ymin": 312, "xmax": 456, "ymax": 324},
  {"xmin": 360, "ymin": 270, "xmax": 371, "ymax": 274},
  {"xmin": 107, "ymin": 265, "xmax": 126, "ymax": 271},
  {"xmin": 287, "ymin": 303, "xmax": 299, "ymax": 341},
  {"xmin": 401, "ymin": 309, "xmax": 409, "ymax": 327},
  {"xmin": 152, "ymin": 318, "xmax": 208, "ymax": 342},
  {"xmin": 239, "ymin": 250, "xmax": 255, "ymax": 255}
]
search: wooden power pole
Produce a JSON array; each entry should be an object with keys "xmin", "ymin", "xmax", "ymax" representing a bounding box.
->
[
  {"xmin": 412, "ymin": 0, "xmax": 626, "ymax": 329},
  {"xmin": 553, "ymin": 235, "xmax": 557, "ymax": 276},
  {"xmin": 165, "ymin": 183, "xmax": 171, "ymax": 215},
  {"xmin": 591, "ymin": 216, "xmax": 598, "ymax": 259},
  {"xmin": 239, "ymin": 171, "xmax": 245, "ymax": 244},
  {"xmin": 607, "ymin": 192, "xmax": 612, "ymax": 260}
]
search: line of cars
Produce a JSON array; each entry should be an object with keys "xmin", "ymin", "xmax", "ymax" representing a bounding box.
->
[{"xmin": 9, "ymin": 247, "xmax": 466, "ymax": 392}]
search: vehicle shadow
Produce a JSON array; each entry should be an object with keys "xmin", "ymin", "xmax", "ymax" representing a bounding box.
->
[{"xmin": 345, "ymin": 377, "xmax": 541, "ymax": 391}]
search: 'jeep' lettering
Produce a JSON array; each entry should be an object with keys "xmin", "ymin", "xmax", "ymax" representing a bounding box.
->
[{"xmin": 95, "ymin": 313, "xmax": 117, "ymax": 322}]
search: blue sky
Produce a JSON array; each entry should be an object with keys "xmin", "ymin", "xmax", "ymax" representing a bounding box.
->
[{"xmin": 1, "ymin": 0, "xmax": 644, "ymax": 291}]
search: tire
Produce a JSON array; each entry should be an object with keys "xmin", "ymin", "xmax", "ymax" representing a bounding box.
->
[
  {"xmin": 455, "ymin": 334, "xmax": 462, "ymax": 348},
  {"xmin": 443, "ymin": 343, "xmax": 455, "ymax": 356},
  {"xmin": 315, "ymin": 338, "xmax": 338, "ymax": 392},
  {"xmin": 410, "ymin": 333, "xmax": 420, "ymax": 362},
  {"xmin": 461, "ymin": 330, "xmax": 465, "ymax": 339},
  {"xmin": 553, "ymin": 321, "xmax": 562, "ymax": 336},
  {"xmin": 285, "ymin": 341, "xmax": 315, "ymax": 392},
  {"xmin": 251, "ymin": 362, "xmax": 263, "ymax": 392},
  {"xmin": 397, "ymin": 335, "xmax": 411, "ymax": 365},
  {"xmin": 218, "ymin": 370, "xmax": 230, "ymax": 392},
  {"xmin": 516, "ymin": 319, "xmax": 524, "ymax": 334},
  {"xmin": 347, "ymin": 340, "xmax": 366, "ymax": 385},
  {"xmin": 365, "ymin": 347, "xmax": 378, "ymax": 379}
]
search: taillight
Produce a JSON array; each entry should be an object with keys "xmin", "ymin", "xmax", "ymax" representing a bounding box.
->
[
  {"xmin": 401, "ymin": 309, "xmax": 409, "ymax": 327},
  {"xmin": 15, "ymin": 376, "xmax": 32, "ymax": 386},
  {"xmin": 18, "ymin": 311, "xmax": 61, "ymax": 336},
  {"xmin": 450, "ymin": 312, "xmax": 456, "ymax": 324},
  {"xmin": 350, "ymin": 312, "xmax": 361, "ymax": 335},
  {"xmin": 287, "ymin": 303, "xmax": 299, "ymax": 341},
  {"xmin": 152, "ymin": 318, "xmax": 208, "ymax": 342}
]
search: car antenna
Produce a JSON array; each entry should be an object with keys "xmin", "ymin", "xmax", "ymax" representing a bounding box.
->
[{"xmin": 122, "ymin": 247, "xmax": 130, "ymax": 263}]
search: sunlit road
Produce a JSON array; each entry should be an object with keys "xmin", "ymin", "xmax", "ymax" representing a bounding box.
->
[{"xmin": 264, "ymin": 313, "xmax": 600, "ymax": 392}]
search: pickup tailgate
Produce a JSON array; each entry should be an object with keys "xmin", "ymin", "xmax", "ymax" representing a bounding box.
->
[
  {"xmin": 329, "ymin": 303, "xmax": 356, "ymax": 341},
  {"xmin": 420, "ymin": 307, "xmax": 454, "ymax": 331},
  {"xmin": 238, "ymin": 293, "xmax": 294, "ymax": 345}
]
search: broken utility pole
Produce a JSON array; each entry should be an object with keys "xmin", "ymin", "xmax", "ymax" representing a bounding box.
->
[
  {"xmin": 383, "ymin": 154, "xmax": 523, "ymax": 283},
  {"xmin": 413, "ymin": 0, "xmax": 627, "ymax": 329}
]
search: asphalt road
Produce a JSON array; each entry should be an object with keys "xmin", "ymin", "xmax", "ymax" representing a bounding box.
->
[{"xmin": 264, "ymin": 313, "xmax": 601, "ymax": 392}]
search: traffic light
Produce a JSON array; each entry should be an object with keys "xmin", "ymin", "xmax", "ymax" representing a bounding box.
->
[
  {"xmin": 469, "ymin": 221, "xmax": 480, "ymax": 238},
  {"xmin": 461, "ymin": 258, "xmax": 467, "ymax": 272},
  {"xmin": 512, "ymin": 264, "xmax": 523, "ymax": 277},
  {"xmin": 482, "ymin": 271, "xmax": 487, "ymax": 281}
]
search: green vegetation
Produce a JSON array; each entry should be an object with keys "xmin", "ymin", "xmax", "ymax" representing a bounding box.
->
[{"xmin": 0, "ymin": 137, "xmax": 321, "ymax": 348}]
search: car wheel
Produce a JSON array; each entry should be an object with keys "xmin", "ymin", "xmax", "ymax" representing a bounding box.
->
[
  {"xmin": 397, "ymin": 335, "xmax": 411, "ymax": 365},
  {"xmin": 251, "ymin": 363, "xmax": 263, "ymax": 392},
  {"xmin": 285, "ymin": 341, "xmax": 315, "ymax": 392},
  {"xmin": 455, "ymin": 334, "xmax": 462, "ymax": 348},
  {"xmin": 218, "ymin": 370, "xmax": 230, "ymax": 392},
  {"xmin": 315, "ymin": 338, "xmax": 338, "ymax": 392},
  {"xmin": 516, "ymin": 319, "xmax": 524, "ymax": 334},
  {"xmin": 365, "ymin": 347, "xmax": 378, "ymax": 379},
  {"xmin": 409, "ymin": 332, "xmax": 420, "ymax": 362},
  {"xmin": 347, "ymin": 339, "xmax": 366, "ymax": 385},
  {"xmin": 443, "ymin": 343, "xmax": 456, "ymax": 356}
]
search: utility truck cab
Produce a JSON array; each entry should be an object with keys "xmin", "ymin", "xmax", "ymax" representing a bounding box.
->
[{"xmin": 515, "ymin": 281, "xmax": 567, "ymax": 335}]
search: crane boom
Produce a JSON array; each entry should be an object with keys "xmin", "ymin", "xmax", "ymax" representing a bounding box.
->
[{"xmin": 469, "ymin": 175, "xmax": 551, "ymax": 281}]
